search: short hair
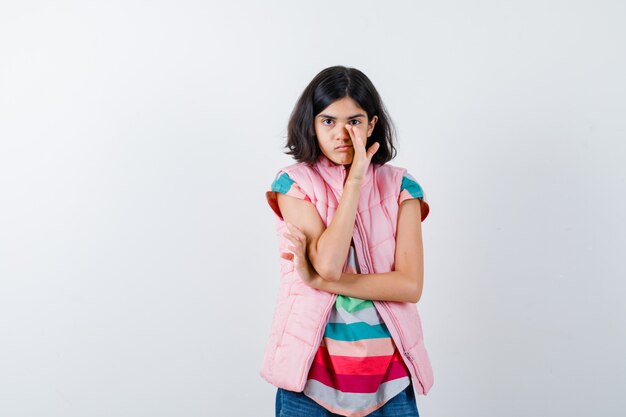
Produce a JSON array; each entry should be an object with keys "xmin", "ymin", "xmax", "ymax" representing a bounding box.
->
[{"xmin": 284, "ymin": 66, "xmax": 397, "ymax": 165}]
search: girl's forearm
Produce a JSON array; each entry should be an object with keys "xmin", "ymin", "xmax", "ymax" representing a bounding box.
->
[
  {"xmin": 313, "ymin": 178, "xmax": 362, "ymax": 281},
  {"xmin": 311, "ymin": 270, "xmax": 423, "ymax": 303}
]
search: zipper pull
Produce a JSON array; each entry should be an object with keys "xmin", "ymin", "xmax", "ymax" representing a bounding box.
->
[{"xmin": 404, "ymin": 351, "xmax": 413, "ymax": 361}]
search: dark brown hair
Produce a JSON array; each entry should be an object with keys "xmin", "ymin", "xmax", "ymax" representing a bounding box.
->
[{"xmin": 284, "ymin": 66, "xmax": 397, "ymax": 165}]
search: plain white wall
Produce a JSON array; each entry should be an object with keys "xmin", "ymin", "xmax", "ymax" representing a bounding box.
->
[{"xmin": 1, "ymin": 1, "xmax": 625, "ymax": 416}]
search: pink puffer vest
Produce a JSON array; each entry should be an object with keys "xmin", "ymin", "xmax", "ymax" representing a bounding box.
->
[{"xmin": 260, "ymin": 153, "xmax": 434, "ymax": 396}]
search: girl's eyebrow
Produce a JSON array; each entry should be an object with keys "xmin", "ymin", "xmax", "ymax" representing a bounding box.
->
[{"xmin": 318, "ymin": 113, "xmax": 366, "ymax": 119}]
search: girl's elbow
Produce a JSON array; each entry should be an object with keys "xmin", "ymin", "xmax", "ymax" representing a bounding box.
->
[
  {"xmin": 404, "ymin": 290, "xmax": 421, "ymax": 304},
  {"xmin": 316, "ymin": 264, "xmax": 342, "ymax": 281},
  {"xmin": 323, "ymin": 273, "xmax": 342, "ymax": 282},
  {"xmin": 415, "ymin": 285, "xmax": 424, "ymax": 303},
  {"xmin": 406, "ymin": 275, "xmax": 423, "ymax": 303}
]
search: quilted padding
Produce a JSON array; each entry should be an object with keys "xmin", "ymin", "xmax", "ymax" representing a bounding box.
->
[{"xmin": 260, "ymin": 154, "xmax": 434, "ymax": 395}]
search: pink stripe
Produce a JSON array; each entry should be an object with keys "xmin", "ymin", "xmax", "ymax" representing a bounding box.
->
[
  {"xmin": 314, "ymin": 346, "xmax": 395, "ymax": 375},
  {"xmin": 323, "ymin": 337, "xmax": 396, "ymax": 357}
]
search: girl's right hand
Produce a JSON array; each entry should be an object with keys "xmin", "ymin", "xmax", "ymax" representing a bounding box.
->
[
  {"xmin": 281, "ymin": 223, "xmax": 319, "ymax": 288},
  {"xmin": 345, "ymin": 124, "xmax": 380, "ymax": 182}
]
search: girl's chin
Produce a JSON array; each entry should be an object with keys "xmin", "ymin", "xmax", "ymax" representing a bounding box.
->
[{"xmin": 330, "ymin": 155, "xmax": 353, "ymax": 165}]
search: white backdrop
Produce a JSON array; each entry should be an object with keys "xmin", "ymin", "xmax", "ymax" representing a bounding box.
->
[{"xmin": 1, "ymin": 1, "xmax": 625, "ymax": 416}]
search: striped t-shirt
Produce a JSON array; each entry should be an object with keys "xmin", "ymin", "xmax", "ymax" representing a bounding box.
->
[{"xmin": 270, "ymin": 170, "xmax": 428, "ymax": 417}]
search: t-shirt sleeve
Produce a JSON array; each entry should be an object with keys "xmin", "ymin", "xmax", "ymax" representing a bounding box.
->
[
  {"xmin": 270, "ymin": 172, "xmax": 309, "ymax": 200},
  {"xmin": 266, "ymin": 171, "xmax": 311, "ymax": 220},
  {"xmin": 399, "ymin": 172, "xmax": 430, "ymax": 221}
]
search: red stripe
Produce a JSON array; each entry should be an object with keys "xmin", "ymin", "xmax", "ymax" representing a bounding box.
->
[
  {"xmin": 307, "ymin": 350, "xmax": 410, "ymax": 393},
  {"xmin": 313, "ymin": 346, "xmax": 396, "ymax": 375}
]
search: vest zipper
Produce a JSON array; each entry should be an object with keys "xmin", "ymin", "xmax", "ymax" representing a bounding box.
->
[
  {"xmin": 353, "ymin": 212, "xmax": 427, "ymax": 393},
  {"xmin": 300, "ymin": 163, "xmax": 344, "ymax": 389},
  {"xmin": 379, "ymin": 301, "xmax": 426, "ymax": 393}
]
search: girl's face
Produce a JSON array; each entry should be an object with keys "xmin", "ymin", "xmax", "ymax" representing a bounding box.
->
[{"xmin": 314, "ymin": 97, "xmax": 378, "ymax": 166}]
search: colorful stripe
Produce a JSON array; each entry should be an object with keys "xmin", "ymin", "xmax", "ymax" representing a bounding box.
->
[
  {"xmin": 399, "ymin": 172, "xmax": 427, "ymax": 206},
  {"xmin": 271, "ymin": 171, "xmax": 310, "ymax": 201},
  {"xmin": 324, "ymin": 322, "xmax": 390, "ymax": 342},
  {"xmin": 303, "ymin": 378, "xmax": 411, "ymax": 416},
  {"xmin": 335, "ymin": 296, "xmax": 373, "ymax": 313},
  {"xmin": 329, "ymin": 303, "xmax": 382, "ymax": 325},
  {"xmin": 314, "ymin": 347, "xmax": 402, "ymax": 375},
  {"xmin": 401, "ymin": 173, "xmax": 424, "ymax": 198},
  {"xmin": 322, "ymin": 337, "xmax": 397, "ymax": 357},
  {"xmin": 307, "ymin": 354, "xmax": 409, "ymax": 393},
  {"xmin": 304, "ymin": 282, "xmax": 411, "ymax": 414}
]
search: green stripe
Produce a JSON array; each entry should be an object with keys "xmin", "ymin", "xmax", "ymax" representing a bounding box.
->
[
  {"xmin": 324, "ymin": 322, "xmax": 391, "ymax": 341},
  {"xmin": 335, "ymin": 295, "xmax": 374, "ymax": 313},
  {"xmin": 271, "ymin": 172, "xmax": 294, "ymax": 194},
  {"xmin": 401, "ymin": 175, "xmax": 424, "ymax": 198}
]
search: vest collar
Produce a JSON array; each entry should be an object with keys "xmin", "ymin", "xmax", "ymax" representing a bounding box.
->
[{"xmin": 312, "ymin": 153, "xmax": 374, "ymax": 190}]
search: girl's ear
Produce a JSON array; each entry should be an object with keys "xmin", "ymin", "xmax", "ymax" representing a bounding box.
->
[{"xmin": 367, "ymin": 115, "xmax": 379, "ymax": 137}]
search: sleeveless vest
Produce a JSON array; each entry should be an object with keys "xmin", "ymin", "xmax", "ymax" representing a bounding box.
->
[{"xmin": 260, "ymin": 154, "xmax": 434, "ymax": 396}]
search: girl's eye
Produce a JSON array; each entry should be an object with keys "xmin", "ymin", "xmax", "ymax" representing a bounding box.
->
[{"xmin": 321, "ymin": 119, "xmax": 361, "ymax": 126}]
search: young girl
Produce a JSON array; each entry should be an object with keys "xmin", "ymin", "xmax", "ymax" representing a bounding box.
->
[{"xmin": 261, "ymin": 66, "xmax": 433, "ymax": 417}]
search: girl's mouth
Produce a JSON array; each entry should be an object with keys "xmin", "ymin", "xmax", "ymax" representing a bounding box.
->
[{"xmin": 335, "ymin": 145, "xmax": 352, "ymax": 152}]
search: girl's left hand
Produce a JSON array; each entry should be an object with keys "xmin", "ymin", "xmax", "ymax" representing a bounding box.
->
[
  {"xmin": 281, "ymin": 223, "xmax": 319, "ymax": 287},
  {"xmin": 345, "ymin": 124, "xmax": 380, "ymax": 183}
]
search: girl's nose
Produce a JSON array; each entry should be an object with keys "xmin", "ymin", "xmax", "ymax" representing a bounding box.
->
[{"xmin": 336, "ymin": 124, "xmax": 350, "ymax": 140}]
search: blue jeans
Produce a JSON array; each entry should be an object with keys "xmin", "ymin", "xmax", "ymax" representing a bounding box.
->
[{"xmin": 275, "ymin": 383, "xmax": 420, "ymax": 416}]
